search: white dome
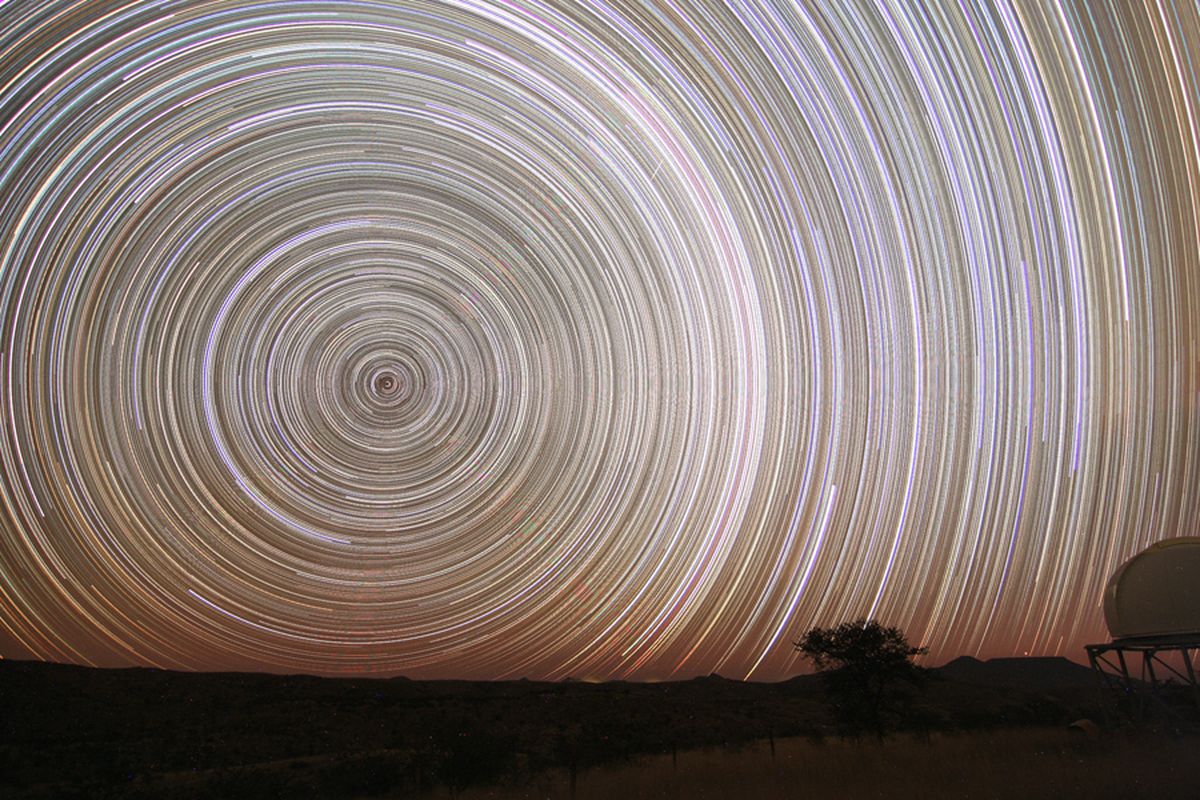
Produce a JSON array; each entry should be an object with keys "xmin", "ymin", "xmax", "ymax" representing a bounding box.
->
[{"xmin": 1104, "ymin": 537, "xmax": 1200, "ymax": 640}]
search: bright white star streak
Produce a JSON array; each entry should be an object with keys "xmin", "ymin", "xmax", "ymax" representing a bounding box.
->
[{"xmin": 0, "ymin": 0, "xmax": 1198, "ymax": 680}]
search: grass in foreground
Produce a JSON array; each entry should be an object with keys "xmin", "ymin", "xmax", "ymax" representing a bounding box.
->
[{"xmin": 427, "ymin": 727, "xmax": 1199, "ymax": 799}]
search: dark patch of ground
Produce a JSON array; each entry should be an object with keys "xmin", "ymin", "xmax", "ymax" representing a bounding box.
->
[{"xmin": 0, "ymin": 657, "xmax": 1151, "ymax": 797}]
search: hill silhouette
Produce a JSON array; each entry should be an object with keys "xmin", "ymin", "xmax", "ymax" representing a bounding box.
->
[{"xmin": 935, "ymin": 656, "xmax": 1101, "ymax": 690}]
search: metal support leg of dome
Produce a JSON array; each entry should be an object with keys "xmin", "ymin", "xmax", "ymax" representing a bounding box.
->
[{"xmin": 1086, "ymin": 639, "xmax": 1200, "ymax": 715}]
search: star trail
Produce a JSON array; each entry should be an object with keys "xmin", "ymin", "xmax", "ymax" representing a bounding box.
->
[{"xmin": 1, "ymin": 0, "xmax": 1198, "ymax": 681}]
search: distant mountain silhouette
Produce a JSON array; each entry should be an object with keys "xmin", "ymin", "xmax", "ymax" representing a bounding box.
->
[{"xmin": 936, "ymin": 656, "xmax": 1101, "ymax": 690}]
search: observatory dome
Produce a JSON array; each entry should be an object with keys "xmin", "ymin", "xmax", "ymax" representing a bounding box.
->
[{"xmin": 1103, "ymin": 537, "xmax": 1200, "ymax": 641}]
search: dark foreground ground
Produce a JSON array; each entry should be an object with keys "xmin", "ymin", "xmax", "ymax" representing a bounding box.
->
[
  {"xmin": 433, "ymin": 728, "xmax": 1200, "ymax": 799},
  {"xmin": 1, "ymin": 656, "xmax": 1193, "ymax": 798}
]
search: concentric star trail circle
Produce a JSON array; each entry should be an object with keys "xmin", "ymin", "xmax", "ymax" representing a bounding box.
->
[{"xmin": 1, "ymin": 1, "xmax": 1198, "ymax": 679}]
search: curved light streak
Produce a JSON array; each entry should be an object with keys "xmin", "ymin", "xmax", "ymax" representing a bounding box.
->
[{"xmin": 0, "ymin": 0, "xmax": 1198, "ymax": 680}]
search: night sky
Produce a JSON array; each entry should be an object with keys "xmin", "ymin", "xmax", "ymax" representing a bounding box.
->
[{"xmin": 1, "ymin": 0, "xmax": 1198, "ymax": 681}]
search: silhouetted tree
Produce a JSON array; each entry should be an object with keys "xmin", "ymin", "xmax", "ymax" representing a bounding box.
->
[{"xmin": 796, "ymin": 619, "xmax": 928, "ymax": 739}]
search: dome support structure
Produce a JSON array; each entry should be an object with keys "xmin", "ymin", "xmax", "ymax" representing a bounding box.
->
[{"xmin": 1085, "ymin": 635, "xmax": 1200, "ymax": 698}]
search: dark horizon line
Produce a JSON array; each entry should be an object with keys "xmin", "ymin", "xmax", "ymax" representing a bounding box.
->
[{"xmin": 0, "ymin": 650, "xmax": 1092, "ymax": 684}]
